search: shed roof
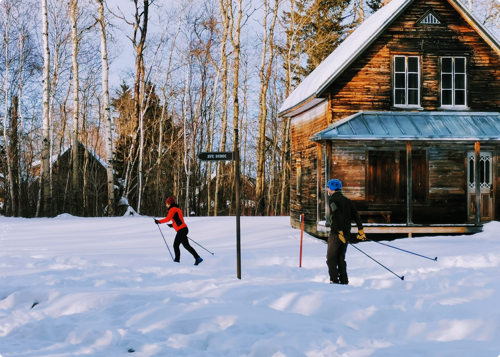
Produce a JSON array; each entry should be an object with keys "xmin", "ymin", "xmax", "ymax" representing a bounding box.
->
[
  {"xmin": 311, "ymin": 111, "xmax": 500, "ymax": 141},
  {"xmin": 279, "ymin": 0, "xmax": 500, "ymax": 116}
]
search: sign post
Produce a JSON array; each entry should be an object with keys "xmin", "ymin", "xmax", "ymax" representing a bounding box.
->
[{"xmin": 199, "ymin": 142, "xmax": 241, "ymax": 279}]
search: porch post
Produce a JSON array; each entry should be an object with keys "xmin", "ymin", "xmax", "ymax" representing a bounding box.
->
[
  {"xmin": 407, "ymin": 141, "xmax": 413, "ymax": 225},
  {"xmin": 475, "ymin": 141, "xmax": 481, "ymax": 225},
  {"xmin": 317, "ymin": 143, "xmax": 322, "ymax": 224},
  {"xmin": 325, "ymin": 141, "xmax": 331, "ymax": 226}
]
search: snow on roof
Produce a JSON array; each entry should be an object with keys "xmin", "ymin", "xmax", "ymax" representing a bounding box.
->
[
  {"xmin": 279, "ymin": 0, "xmax": 500, "ymax": 116},
  {"xmin": 32, "ymin": 144, "xmax": 107, "ymax": 170}
]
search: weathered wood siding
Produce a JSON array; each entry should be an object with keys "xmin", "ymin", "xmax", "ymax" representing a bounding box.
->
[
  {"xmin": 290, "ymin": 101, "xmax": 328, "ymax": 235},
  {"xmin": 323, "ymin": 142, "xmax": 500, "ymax": 225},
  {"xmin": 325, "ymin": 0, "xmax": 500, "ymax": 121}
]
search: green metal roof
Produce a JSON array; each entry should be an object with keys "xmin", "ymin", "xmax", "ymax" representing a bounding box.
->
[{"xmin": 311, "ymin": 111, "xmax": 500, "ymax": 141}]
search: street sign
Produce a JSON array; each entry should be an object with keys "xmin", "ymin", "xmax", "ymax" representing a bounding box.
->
[
  {"xmin": 198, "ymin": 142, "xmax": 241, "ymax": 280},
  {"xmin": 198, "ymin": 152, "xmax": 234, "ymax": 161}
]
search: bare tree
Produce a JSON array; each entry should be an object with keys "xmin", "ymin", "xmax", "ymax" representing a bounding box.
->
[
  {"xmin": 229, "ymin": 0, "xmax": 243, "ymax": 214},
  {"xmin": 40, "ymin": 0, "xmax": 51, "ymax": 217},
  {"xmin": 2, "ymin": 1, "xmax": 14, "ymax": 216},
  {"xmin": 97, "ymin": 0, "xmax": 114, "ymax": 216},
  {"xmin": 70, "ymin": 0, "xmax": 81, "ymax": 215},
  {"xmin": 214, "ymin": 0, "xmax": 230, "ymax": 216},
  {"xmin": 256, "ymin": 0, "xmax": 279, "ymax": 215}
]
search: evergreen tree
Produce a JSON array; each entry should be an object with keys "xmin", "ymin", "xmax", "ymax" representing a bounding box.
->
[
  {"xmin": 300, "ymin": 0, "xmax": 351, "ymax": 75},
  {"xmin": 282, "ymin": 0, "xmax": 353, "ymax": 78}
]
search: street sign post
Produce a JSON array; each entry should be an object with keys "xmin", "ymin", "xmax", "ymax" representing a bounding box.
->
[{"xmin": 199, "ymin": 144, "xmax": 241, "ymax": 280}]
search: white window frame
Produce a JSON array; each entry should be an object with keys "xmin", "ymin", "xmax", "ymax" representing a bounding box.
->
[
  {"xmin": 440, "ymin": 56, "xmax": 468, "ymax": 109},
  {"xmin": 393, "ymin": 55, "xmax": 421, "ymax": 108}
]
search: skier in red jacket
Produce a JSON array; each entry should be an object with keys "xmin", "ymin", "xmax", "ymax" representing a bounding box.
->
[{"xmin": 155, "ymin": 197, "xmax": 203, "ymax": 265}]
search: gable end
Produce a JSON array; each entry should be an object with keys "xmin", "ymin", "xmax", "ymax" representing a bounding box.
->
[{"xmin": 417, "ymin": 9, "xmax": 442, "ymax": 25}]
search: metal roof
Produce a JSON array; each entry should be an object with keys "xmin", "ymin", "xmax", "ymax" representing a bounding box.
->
[{"xmin": 311, "ymin": 111, "xmax": 500, "ymax": 141}]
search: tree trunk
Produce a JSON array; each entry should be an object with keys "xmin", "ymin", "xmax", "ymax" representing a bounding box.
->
[
  {"xmin": 207, "ymin": 70, "xmax": 219, "ymax": 216},
  {"xmin": 70, "ymin": 0, "xmax": 80, "ymax": 216},
  {"xmin": 183, "ymin": 44, "xmax": 192, "ymax": 216},
  {"xmin": 256, "ymin": 0, "xmax": 279, "ymax": 215},
  {"xmin": 10, "ymin": 96, "xmax": 20, "ymax": 217},
  {"xmin": 214, "ymin": 0, "xmax": 230, "ymax": 216},
  {"xmin": 3, "ymin": 3, "xmax": 14, "ymax": 216},
  {"xmin": 17, "ymin": 30, "xmax": 25, "ymax": 217},
  {"xmin": 132, "ymin": 0, "xmax": 149, "ymax": 213},
  {"xmin": 230, "ymin": 0, "xmax": 243, "ymax": 215},
  {"xmin": 41, "ymin": 0, "xmax": 51, "ymax": 217},
  {"xmin": 97, "ymin": 0, "xmax": 115, "ymax": 216}
]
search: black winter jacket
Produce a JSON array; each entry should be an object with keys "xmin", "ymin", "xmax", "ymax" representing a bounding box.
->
[{"xmin": 328, "ymin": 191, "xmax": 364, "ymax": 243}]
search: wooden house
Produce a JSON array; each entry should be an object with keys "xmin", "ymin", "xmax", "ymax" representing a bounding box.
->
[
  {"xmin": 279, "ymin": 0, "xmax": 500, "ymax": 237},
  {"xmin": 30, "ymin": 142, "xmax": 108, "ymax": 217}
]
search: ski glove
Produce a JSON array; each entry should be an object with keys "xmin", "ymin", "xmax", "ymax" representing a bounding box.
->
[
  {"xmin": 167, "ymin": 223, "xmax": 173, "ymax": 228},
  {"xmin": 338, "ymin": 231, "xmax": 346, "ymax": 244},
  {"xmin": 154, "ymin": 219, "xmax": 160, "ymax": 224},
  {"xmin": 357, "ymin": 229, "xmax": 367, "ymax": 241}
]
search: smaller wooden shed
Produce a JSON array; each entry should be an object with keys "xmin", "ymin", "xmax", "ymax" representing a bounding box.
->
[
  {"xmin": 310, "ymin": 111, "xmax": 500, "ymax": 236},
  {"xmin": 30, "ymin": 142, "xmax": 108, "ymax": 217}
]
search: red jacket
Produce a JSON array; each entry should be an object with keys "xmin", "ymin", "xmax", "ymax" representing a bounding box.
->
[{"xmin": 159, "ymin": 204, "xmax": 187, "ymax": 231}]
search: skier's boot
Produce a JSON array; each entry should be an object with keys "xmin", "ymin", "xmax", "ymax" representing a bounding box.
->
[{"xmin": 194, "ymin": 257, "xmax": 203, "ymax": 266}]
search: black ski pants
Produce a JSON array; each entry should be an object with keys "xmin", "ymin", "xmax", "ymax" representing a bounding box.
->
[
  {"xmin": 174, "ymin": 227, "xmax": 200, "ymax": 262},
  {"xmin": 326, "ymin": 231, "xmax": 348, "ymax": 284}
]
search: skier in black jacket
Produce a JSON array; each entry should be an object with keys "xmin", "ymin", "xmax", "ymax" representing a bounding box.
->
[{"xmin": 326, "ymin": 179, "xmax": 366, "ymax": 284}]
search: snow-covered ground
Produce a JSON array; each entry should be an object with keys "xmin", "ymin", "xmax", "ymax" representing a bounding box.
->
[{"xmin": 0, "ymin": 215, "xmax": 499, "ymax": 357}]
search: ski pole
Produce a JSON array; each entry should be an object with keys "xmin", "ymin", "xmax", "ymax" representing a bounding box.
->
[
  {"xmin": 350, "ymin": 243, "xmax": 404, "ymax": 281},
  {"xmin": 163, "ymin": 223, "xmax": 215, "ymax": 255},
  {"xmin": 187, "ymin": 237, "xmax": 215, "ymax": 255},
  {"xmin": 154, "ymin": 220, "xmax": 174, "ymax": 261},
  {"xmin": 368, "ymin": 239, "xmax": 437, "ymax": 261}
]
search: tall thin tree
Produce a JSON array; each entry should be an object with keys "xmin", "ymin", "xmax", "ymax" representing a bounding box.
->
[
  {"xmin": 40, "ymin": 0, "xmax": 51, "ymax": 217},
  {"xmin": 256, "ymin": 0, "xmax": 279, "ymax": 215},
  {"xmin": 97, "ymin": 0, "xmax": 115, "ymax": 216},
  {"xmin": 70, "ymin": 0, "xmax": 80, "ymax": 215},
  {"xmin": 230, "ymin": 0, "xmax": 243, "ymax": 214},
  {"xmin": 3, "ymin": 1, "xmax": 15, "ymax": 216}
]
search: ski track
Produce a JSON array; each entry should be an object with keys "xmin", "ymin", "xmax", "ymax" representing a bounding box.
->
[{"xmin": 0, "ymin": 215, "xmax": 499, "ymax": 356}]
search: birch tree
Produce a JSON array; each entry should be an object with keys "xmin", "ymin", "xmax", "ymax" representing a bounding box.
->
[
  {"xmin": 256, "ymin": 0, "xmax": 279, "ymax": 215},
  {"xmin": 97, "ymin": 0, "xmax": 114, "ymax": 216},
  {"xmin": 214, "ymin": 0, "xmax": 230, "ymax": 216},
  {"xmin": 2, "ymin": 0, "xmax": 15, "ymax": 216},
  {"xmin": 40, "ymin": 0, "xmax": 51, "ymax": 217},
  {"xmin": 229, "ymin": 0, "xmax": 243, "ymax": 214},
  {"xmin": 70, "ymin": 0, "xmax": 80, "ymax": 215}
]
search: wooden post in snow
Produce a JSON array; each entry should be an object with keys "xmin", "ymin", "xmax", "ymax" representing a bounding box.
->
[
  {"xmin": 407, "ymin": 141, "xmax": 413, "ymax": 226},
  {"xmin": 475, "ymin": 142, "xmax": 481, "ymax": 225}
]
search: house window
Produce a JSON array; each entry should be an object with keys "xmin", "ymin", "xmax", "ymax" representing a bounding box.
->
[
  {"xmin": 367, "ymin": 150, "xmax": 427, "ymax": 203},
  {"xmin": 394, "ymin": 56, "xmax": 420, "ymax": 107},
  {"xmin": 441, "ymin": 57, "xmax": 466, "ymax": 107}
]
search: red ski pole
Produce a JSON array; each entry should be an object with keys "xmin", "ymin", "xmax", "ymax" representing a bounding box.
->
[{"xmin": 299, "ymin": 214, "xmax": 304, "ymax": 267}]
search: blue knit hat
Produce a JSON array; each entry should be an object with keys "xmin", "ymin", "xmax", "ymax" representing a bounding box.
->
[{"xmin": 327, "ymin": 179, "xmax": 342, "ymax": 191}]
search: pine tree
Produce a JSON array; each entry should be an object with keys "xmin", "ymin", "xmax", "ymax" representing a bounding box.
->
[{"xmin": 300, "ymin": 0, "xmax": 351, "ymax": 75}]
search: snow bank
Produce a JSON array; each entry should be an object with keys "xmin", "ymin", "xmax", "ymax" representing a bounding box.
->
[{"xmin": 0, "ymin": 216, "xmax": 499, "ymax": 356}]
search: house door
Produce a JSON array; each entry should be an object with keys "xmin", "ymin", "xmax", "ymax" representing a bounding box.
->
[{"xmin": 467, "ymin": 151, "xmax": 493, "ymax": 222}]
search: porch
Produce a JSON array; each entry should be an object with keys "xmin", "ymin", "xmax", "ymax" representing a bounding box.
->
[{"xmin": 309, "ymin": 111, "xmax": 500, "ymax": 236}]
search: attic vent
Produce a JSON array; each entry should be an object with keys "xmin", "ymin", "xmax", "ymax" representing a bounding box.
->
[{"xmin": 420, "ymin": 13, "xmax": 440, "ymax": 24}]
